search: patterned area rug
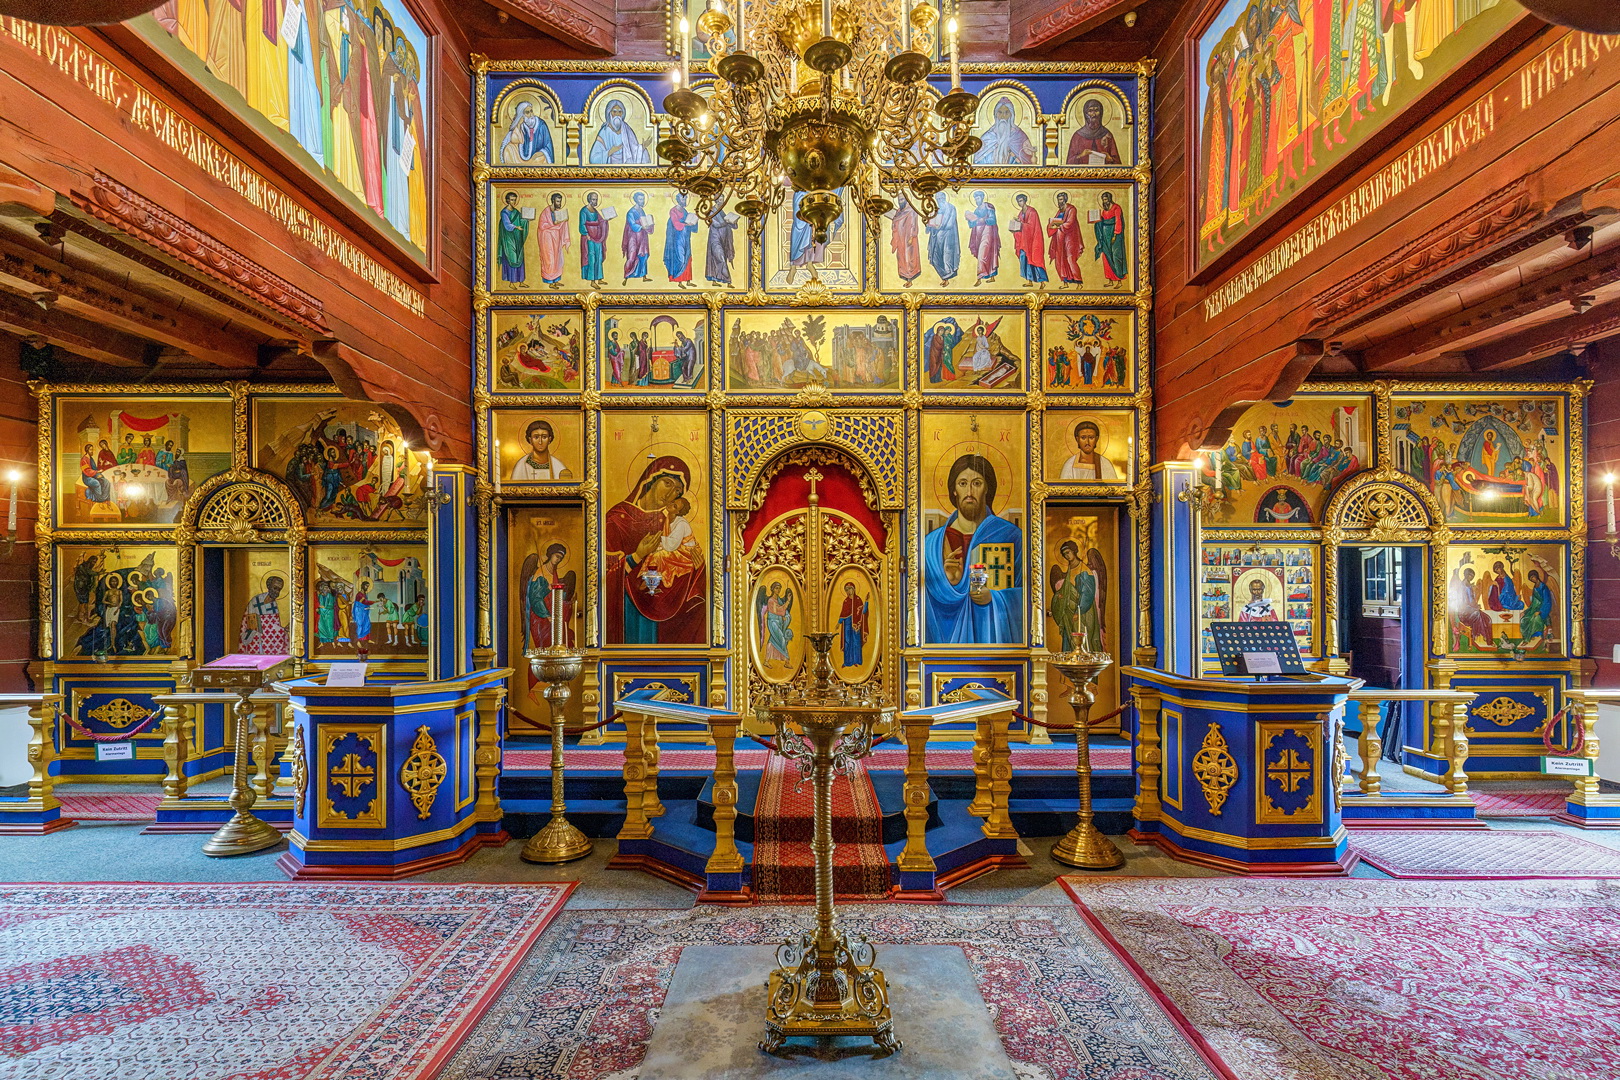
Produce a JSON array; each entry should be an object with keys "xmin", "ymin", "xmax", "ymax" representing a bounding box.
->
[
  {"xmin": 1065, "ymin": 876, "xmax": 1620, "ymax": 1080},
  {"xmin": 1351, "ymin": 828, "xmax": 1620, "ymax": 878},
  {"xmin": 1473, "ymin": 790, "xmax": 1568, "ymax": 818},
  {"xmin": 502, "ymin": 744, "xmax": 1132, "ymax": 771},
  {"xmin": 54, "ymin": 794, "xmax": 163, "ymax": 822},
  {"xmin": 0, "ymin": 882, "xmax": 574, "ymax": 1080},
  {"xmin": 751, "ymin": 754, "xmax": 890, "ymax": 901},
  {"xmin": 437, "ymin": 903, "xmax": 1229, "ymax": 1080}
]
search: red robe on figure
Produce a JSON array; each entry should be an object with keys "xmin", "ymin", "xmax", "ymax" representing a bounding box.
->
[{"xmin": 1047, "ymin": 202, "xmax": 1084, "ymax": 284}]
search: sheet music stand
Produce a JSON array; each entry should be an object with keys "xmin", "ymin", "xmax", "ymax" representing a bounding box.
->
[{"xmin": 1209, "ymin": 621, "xmax": 1306, "ymax": 679}]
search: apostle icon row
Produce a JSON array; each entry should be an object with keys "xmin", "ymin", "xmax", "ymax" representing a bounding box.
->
[
  {"xmin": 488, "ymin": 183, "xmax": 1137, "ymax": 296},
  {"xmin": 490, "ymin": 306, "xmax": 1139, "ymax": 396},
  {"xmin": 491, "ymin": 408, "xmax": 1138, "ymax": 488}
]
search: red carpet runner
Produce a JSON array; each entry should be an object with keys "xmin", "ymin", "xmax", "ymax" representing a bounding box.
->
[{"xmin": 751, "ymin": 752, "xmax": 891, "ymax": 902}]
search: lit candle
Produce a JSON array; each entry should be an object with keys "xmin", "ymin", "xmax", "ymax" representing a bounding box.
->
[
  {"xmin": 5, "ymin": 469, "xmax": 17, "ymax": 533},
  {"xmin": 679, "ymin": 16, "xmax": 691, "ymax": 85},
  {"xmin": 1606, "ymin": 472, "xmax": 1616, "ymax": 537},
  {"xmin": 493, "ymin": 438, "xmax": 503, "ymax": 495},
  {"xmin": 551, "ymin": 580, "xmax": 563, "ymax": 648},
  {"xmin": 947, "ymin": 15, "xmax": 960, "ymax": 89},
  {"xmin": 1213, "ymin": 452, "xmax": 1222, "ymax": 491}
]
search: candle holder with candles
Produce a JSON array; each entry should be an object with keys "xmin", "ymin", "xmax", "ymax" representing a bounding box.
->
[
  {"xmin": 520, "ymin": 590, "xmax": 590, "ymax": 864},
  {"xmin": 1604, "ymin": 472, "xmax": 1618, "ymax": 562},
  {"xmin": 4, "ymin": 468, "xmax": 20, "ymax": 555}
]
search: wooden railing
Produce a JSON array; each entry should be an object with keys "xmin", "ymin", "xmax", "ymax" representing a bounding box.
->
[
  {"xmin": 0, "ymin": 693, "xmax": 64, "ymax": 828},
  {"xmin": 1346, "ymin": 688, "xmax": 1477, "ymax": 797},
  {"xmin": 153, "ymin": 688, "xmax": 288, "ymax": 804}
]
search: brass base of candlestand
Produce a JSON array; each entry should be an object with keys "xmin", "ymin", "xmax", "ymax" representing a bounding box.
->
[
  {"xmin": 521, "ymin": 815, "xmax": 593, "ymax": 863},
  {"xmin": 201, "ymin": 811, "xmax": 283, "ymax": 858},
  {"xmin": 760, "ymin": 931, "xmax": 900, "ymax": 1057},
  {"xmin": 1051, "ymin": 822, "xmax": 1124, "ymax": 870}
]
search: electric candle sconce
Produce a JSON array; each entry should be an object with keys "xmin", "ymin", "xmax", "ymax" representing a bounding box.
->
[
  {"xmin": 4, "ymin": 468, "xmax": 21, "ymax": 555},
  {"xmin": 1603, "ymin": 471, "xmax": 1617, "ymax": 562}
]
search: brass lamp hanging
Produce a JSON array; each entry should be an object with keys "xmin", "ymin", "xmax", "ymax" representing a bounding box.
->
[{"xmin": 659, "ymin": 0, "xmax": 980, "ymax": 248}]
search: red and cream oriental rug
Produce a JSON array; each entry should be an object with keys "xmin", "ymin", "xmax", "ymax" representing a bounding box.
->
[
  {"xmin": 53, "ymin": 794, "xmax": 162, "ymax": 822},
  {"xmin": 750, "ymin": 753, "xmax": 890, "ymax": 901},
  {"xmin": 0, "ymin": 881, "xmax": 574, "ymax": 1080},
  {"xmin": 1350, "ymin": 828, "xmax": 1620, "ymax": 878},
  {"xmin": 1065, "ymin": 876, "xmax": 1620, "ymax": 1080},
  {"xmin": 436, "ymin": 902, "xmax": 1230, "ymax": 1080},
  {"xmin": 503, "ymin": 743, "xmax": 1132, "ymax": 771},
  {"xmin": 1471, "ymin": 789, "xmax": 1568, "ymax": 818}
]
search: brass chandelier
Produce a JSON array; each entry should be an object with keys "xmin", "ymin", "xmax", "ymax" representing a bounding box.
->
[{"xmin": 659, "ymin": 0, "xmax": 981, "ymax": 248}]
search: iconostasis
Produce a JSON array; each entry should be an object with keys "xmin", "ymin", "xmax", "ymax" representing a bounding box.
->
[
  {"xmin": 475, "ymin": 58, "xmax": 1154, "ymax": 738},
  {"xmin": 36, "ymin": 384, "xmax": 437, "ymax": 782},
  {"xmin": 1192, "ymin": 382, "xmax": 1589, "ymax": 779}
]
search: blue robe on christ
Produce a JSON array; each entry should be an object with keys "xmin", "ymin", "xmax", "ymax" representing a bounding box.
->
[{"xmin": 923, "ymin": 512, "xmax": 1024, "ymax": 644}]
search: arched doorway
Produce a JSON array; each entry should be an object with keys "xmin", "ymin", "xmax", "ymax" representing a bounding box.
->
[{"xmin": 735, "ymin": 446, "xmax": 898, "ymax": 721}]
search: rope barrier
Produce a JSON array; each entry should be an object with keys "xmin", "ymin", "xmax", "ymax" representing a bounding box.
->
[
  {"xmin": 65, "ymin": 707, "xmax": 165, "ymax": 744},
  {"xmin": 1541, "ymin": 706, "xmax": 1585, "ymax": 756},
  {"xmin": 1012, "ymin": 705, "xmax": 1128, "ymax": 732},
  {"xmin": 522, "ymin": 712, "xmax": 624, "ymax": 736}
]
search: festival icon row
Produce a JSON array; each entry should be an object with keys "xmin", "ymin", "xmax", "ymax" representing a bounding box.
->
[
  {"xmin": 490, "ymin": 69, "xmax": 1138, "ymax": 169},
  {"xmin": 487, "ymin": 182, "xmax": 1136, "ymax": 296},
  {"xmin": 489, "ymin": 306, "xmax": 1137, "ymax": 396},
  {"xmin": 488, "ymin": 408, "xmax": 1138, "ymax": 489},
  {"xmin": 55, "ymin": 395, "xmax": 432, "ymax": 531}
]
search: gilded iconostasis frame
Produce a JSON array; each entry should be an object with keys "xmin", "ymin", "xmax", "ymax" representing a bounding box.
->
[
  {"xmin": 1193, "ymin": 379, "xmax": 1590, "ymax": 779},
  {"xmin": 35, "ymin": 381, "xmax": 435, "ymax": 778},
  {"xmin": 474, "ymin": 57, "xmax": 1157, "ymax": 737}
]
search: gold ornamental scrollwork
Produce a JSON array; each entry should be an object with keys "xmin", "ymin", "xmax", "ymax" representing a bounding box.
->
[
  {"xmin": 399, "ymin": 725, "xmax": 448, "ymax": 821},
  {"xmin": 1475, "ymin": 696, "xmax": 1535, "ymax": 727},
  {"xmin": 87, "ymin": 698, "xmax": 149, "ymax": 730},
  {"xmin": 289, "ymin": 722, "xmax": 308, "ymax": 817},
  {"xmin": 1191, "ymin": 722, "xmax": 1238, "ymax": 816}
]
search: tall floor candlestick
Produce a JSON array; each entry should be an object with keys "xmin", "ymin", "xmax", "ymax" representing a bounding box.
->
[
  {"xmin": 1049, "ymin": 648, "xmax": 1123, "ymax": 870},
  {"xmin": 521, "ymin": 646, "xmax": 591, "ymax": 863}
]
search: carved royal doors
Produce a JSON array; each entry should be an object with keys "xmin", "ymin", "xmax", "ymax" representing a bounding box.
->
[{"xmin": 740, "ymin": 449, "xmax": 895, "ymax": 714}]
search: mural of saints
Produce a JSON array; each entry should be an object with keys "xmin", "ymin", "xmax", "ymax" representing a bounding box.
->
[
  {"xmin": 755, "ymin": 582, "xmax": 796, "ymax": 672},
  {"xmin": 521, "ymin": 544, "xmax": 578, "ymax": 649},
  {"xmin": 924, "ymin": 453, "xmax": 1024, "ymax": 645},
  {"xmin": 1047, "ymin": 541, "xmax": 1107, "ymax": 653},
  {"xmin": 837, "ymin": 581, "xmax": 869, "ymax": 669},
  {"xmin": 258, "ymin": 401, "xmax": 424, "ymax": 525},
  {"xmin": 65, "ymin": 548, "xmax": 177, "ymax": 660},
  {"xmin": 606, "ymin": 457, "xmax": 706, "ymax": 644},
  {"xmin": 1447, "ymin": 546, "xmax": 1561, "ymax": 656}
]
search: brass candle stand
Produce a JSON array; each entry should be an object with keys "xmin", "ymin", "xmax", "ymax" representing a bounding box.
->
[
  {"xmin": 1048, "ymin": 647, "xmax": 1124, "ymax": 871},
  {"xmin": 520, "ymin": 646, "xmax": 593, "ymax": 864},
  {"xmin": 195, "ymin": 655, "xmax": 293, "ymax": 858},
  {"xmin": 758, "ymin": 632, "xmax": 900, "ymax": 1058}
]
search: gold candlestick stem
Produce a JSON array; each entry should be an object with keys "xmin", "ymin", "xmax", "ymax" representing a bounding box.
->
[
  {"xmin": 1049, "ymin": 651, "xmax": 1124, "ymax": 871},
  {"xmin": 521, "ymin": 648, "xmax": 592, "ymax": 864},
  {"xmin": 201, "ymin": 688, "xmax": 282, "ymax": 857}
]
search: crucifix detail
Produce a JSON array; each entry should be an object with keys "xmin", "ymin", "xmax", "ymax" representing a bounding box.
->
[{"xmin": 803, "ymin": 468, "xmax": 824, "ymax": 500}]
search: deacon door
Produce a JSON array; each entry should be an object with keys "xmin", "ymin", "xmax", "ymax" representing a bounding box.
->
[{"xmin": 740, "ymin": 449, "xmax": 895, "ymax": 716}]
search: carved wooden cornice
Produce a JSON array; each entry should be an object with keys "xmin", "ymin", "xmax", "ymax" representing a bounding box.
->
[
  {"xmin": 483, "ymin": 0, "xmax": 614, "ymax": 54},
  {"xmin": 1013, "ymin": 0, "xmax": 1143, "ymax": 53},
  {"xmin": 70, "ymin": 174, "xmax": 329, "ymax": 334}
]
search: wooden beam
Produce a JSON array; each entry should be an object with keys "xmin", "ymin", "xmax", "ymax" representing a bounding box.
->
[
  {"xmin": 0, "ymin": 289, "xmax": 154, "ymax": 368},
  {"xmin": 1010, "ymin": 0, "xmax": 1145, "ymax": 54},
  {"xmin": 1359, "ymin": 244, "xmax": 1620, "ymax": 371},
  {"xmin": 1465, "ymin": 296, "xmax": 1620, "ymax": 370},
  {"xmin": 0, "ymin": 234, "xmax": 260, "ymax": 370},
  {"xmin": 481, "ymin": 0, "xmax": 615, "ymax": 55}
]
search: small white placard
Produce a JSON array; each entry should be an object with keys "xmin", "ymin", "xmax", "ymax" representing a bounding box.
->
[
  {"xmin": 1087, "ymin": 150, "xmax": 1108, "ymax": 166},
  {"xmin": 279, "ymin": 0, "xmax": 304, "ymax": 44},
  {"xmin": 520, "ymin": 206, "xmax": 538, "ymax": 220},
  {"xmin": 95, "ymin": 741, "xmax": 134, "ymax": 762},
  {"xmin": 1542, "ymin": 756, "xmax": 1594, "ymax": 777},
  {"xmin": 1242, "ymin": 651, "xmax": 1283, "ymax": 674},
  {"xmin": 326, "ymin": 662, "xmax": 368, "ymax": 687}
]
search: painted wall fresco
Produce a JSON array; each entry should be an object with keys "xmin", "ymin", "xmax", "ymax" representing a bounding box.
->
[
  {"xmin": 60, "ymin": 545, "xmax": 179, "ymax": 661},
  {"xmin": 725, "ymin": 310, "xmax": 904, "ymax": 392},
  {"xmin": 921, "ymin": 310, "xmax": 1026, "ymax": 392},
  {"xmin": 56, "ymin": 397, "xmax": 233, "ymax": 527},
  {"xmin": 308, "ymin": 543, "xmax": 429, "ymax": 659},
  {"xmin": 135, "ymin": 0, "xmax": 432, "ymax": 259},
  {"xmin": 1192, "ymin": 0, "xmax": 1521, "ymax": 270},
  {"xmin": 1199, "ymin": 543, "xmax": 1317, "ymax": 657},
  {"xmin": 491, "ymin": 310, "xmax": 584, "ymax": 391},
  {"xmin": 1445, "ymin": 543, "xmax": 1564, "ymax": 657},
  {"xmin": 1201, "ymin": 394, "xmax": 1372, "ymax": 525},
  {"xmin": 1040, "ymin": 309, "xmax": 1136, "ymax": 394},
  {"xmin": 254, "ymin": 397, "xmax": 427, "ymax": 526},
  {"xmin": 602, "ymin": 310, "xmax": 708, "ymax": 390},
  {"xmin": 921, "ymin": 411, "xmax": 1027, "ymax": 647},
  {"xmin": 1395, "ymin": 393, "xmax": 1567, "ymax": 526}
]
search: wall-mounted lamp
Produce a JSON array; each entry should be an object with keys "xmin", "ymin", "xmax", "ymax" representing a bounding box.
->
[
  {"xmin": 1604, "ymin": 471, "xmax": 1617, "ymax": 562},
  {"xmin": 1177, "ymin": 455, "xmax": 1221, "ymax": 516},
  {"xmin": 4, "ymin": 469, "xmax": 20, "ymax": 555},
  {"xmin": 422, "ymin": 451, "xmax": 452, "ymax": 507}
]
